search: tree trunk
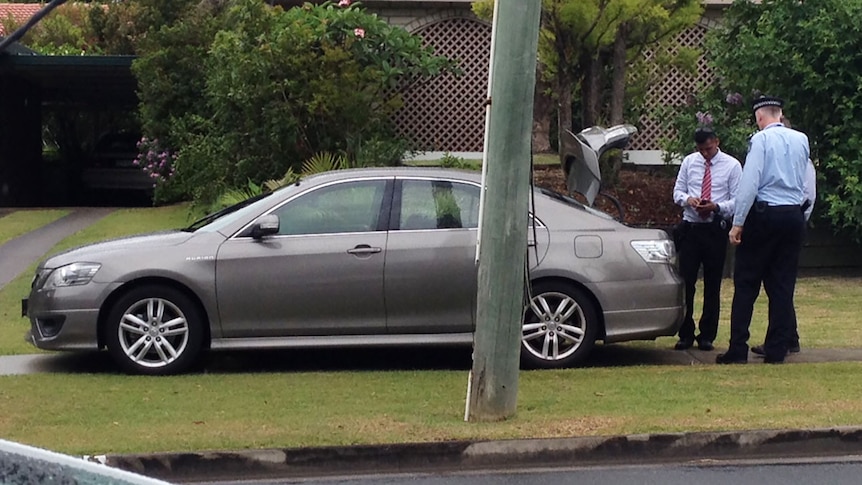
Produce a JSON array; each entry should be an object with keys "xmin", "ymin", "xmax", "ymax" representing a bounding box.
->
[
  {"xmin": 532, "ymin": 73, "xmax": 553, "ymax": 153},
  {"xmin": 556, "ymin": 72, "xmax": 573, "ymax": 165},
  {"xmin": 580, "ymin": 53, "xmax": 602, "ymax": 128},
  {"xmin": 609, "ymin": 23, "xmax": 629, "ymax": 126},
  {"xmin": 603, "ymin": 23, "xmax": 630, "ymax": 188}
]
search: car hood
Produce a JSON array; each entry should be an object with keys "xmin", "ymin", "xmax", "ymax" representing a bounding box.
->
[{"xmin": 44, "ymin": 231, "xmax": 195, "ymax": 267}]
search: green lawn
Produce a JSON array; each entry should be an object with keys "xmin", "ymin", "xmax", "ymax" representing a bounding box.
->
[
  {"xmin": 2, "ymin": 363, "xmax": 862, "ymax": 456},
  {"xmin": 0, "ymin": 209, "xmax": 69, "ymax": 246},
  {"xmin": 2, "ymin": 202, "xmax": 861, "ymax": 457}
]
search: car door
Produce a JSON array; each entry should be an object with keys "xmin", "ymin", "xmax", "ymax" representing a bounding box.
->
[
  {"xmin": 384, "ymin": 177, "xmax": 480, "ymax": 334},
  {"xmin": 215, "ymin": 178, "xmax": 392, "ymax": 338}
]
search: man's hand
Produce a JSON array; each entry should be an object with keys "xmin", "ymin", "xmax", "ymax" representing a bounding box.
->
[
  {"xmin": 696, "ymin": 200, "xmax": 717, "ymax": 218},
  {"xmin": 686, "ymin": 196, "xmax": 702, "ymax": 208},
  {"xmin": 729, "ymin": 225, "xmax": 743, "ymax": 245}
]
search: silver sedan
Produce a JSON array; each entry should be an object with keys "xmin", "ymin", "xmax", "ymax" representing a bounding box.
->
[{"xmin": 23, "ymin": 168, "xmax": 683, "ymax": 375}]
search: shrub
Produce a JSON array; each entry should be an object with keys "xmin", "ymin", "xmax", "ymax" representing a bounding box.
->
[{"xmin": 134, "ymin": 0, "xmax": 458, "ymax": 208}]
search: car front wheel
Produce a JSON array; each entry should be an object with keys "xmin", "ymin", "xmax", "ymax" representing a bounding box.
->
[
  {"xmin": 105, "ymin": 285, "xmax": 204, "ymax": 375},
  {"xmin": 521, "ymin": 282, "xmax": 598, "ymax": 368}
]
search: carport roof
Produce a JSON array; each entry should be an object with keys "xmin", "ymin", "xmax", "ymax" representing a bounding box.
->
[{"xmin": 0, "ymin": 50, "xmax": 137, "ymax": 108}]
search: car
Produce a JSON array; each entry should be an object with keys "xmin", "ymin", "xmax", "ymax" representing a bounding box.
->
[
  {"xmin": 22, "ymin": 166, "xmax": 683, "ymax": 375},
  {"xmin": 81, "ymin": 132, "xmax": 153, "ymax": 193},
  {"xmin": 0, "ymin": 438, "xmax": 170, "ymax": 484}
]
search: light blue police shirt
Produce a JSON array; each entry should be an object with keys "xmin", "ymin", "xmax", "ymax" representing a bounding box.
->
[{"xmin": 732, "ymin": 123, "xmax": 810, "ymax": 226}]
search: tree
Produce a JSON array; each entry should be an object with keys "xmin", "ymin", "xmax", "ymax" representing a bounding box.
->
[
  {"xmin": 692, "ymin": 0, "xmax": 862, "ymax": 241},
  {"xmin": 133, "ymin": 0, "xmax": 458, "ymax": 208}
]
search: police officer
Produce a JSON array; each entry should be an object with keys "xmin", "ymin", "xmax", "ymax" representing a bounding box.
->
[
  {"xmin": 716, "ymin": 96, "xmax": 810, "ymax": 364},
  {"xmin": 672, "ymin": 127, "xmax": 741, "ymax": 351},
  {"xmin": 750, "ymin": 116, "xmax": 816, "ymax": 357}
]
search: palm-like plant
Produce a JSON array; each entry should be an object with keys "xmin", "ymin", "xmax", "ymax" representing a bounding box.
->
[{"xmin": 264, "ymin": 152, "xmax": 351, "ymax": 191}]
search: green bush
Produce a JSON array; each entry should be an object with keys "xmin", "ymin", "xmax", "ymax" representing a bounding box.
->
[
  {"xmin": 133, "ymin": 0, "xmax": 458, "ymax": 208},
  {"xmin": 682, "ymin": 0, "xmax": 862, "ymax": 240}
]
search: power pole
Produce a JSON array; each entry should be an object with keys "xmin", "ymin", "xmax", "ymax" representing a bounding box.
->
[{"xmin": 466, "ymin": 0, "xmax": 541, "ymax": 422}]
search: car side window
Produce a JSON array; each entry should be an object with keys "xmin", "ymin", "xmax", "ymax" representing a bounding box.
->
[
  {"xmin": 399, "ymin": 180, "xmax": 480, "ymax": 230},
  {"xmin": 273, "ymin": 180, "xmax": 386, "ymax": 235}
]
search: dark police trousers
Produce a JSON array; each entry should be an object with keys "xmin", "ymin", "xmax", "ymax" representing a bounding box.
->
[
  {"xmin": 728, "ymin": 203, "xmax": 805, "ymax": 360},
  {"xmin": 677, "ymin": 219, "xmax": 728, "ymax": 344}
]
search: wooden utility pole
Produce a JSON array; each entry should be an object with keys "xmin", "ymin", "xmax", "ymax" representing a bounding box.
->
[{"xmin": 466, "ymin": 0, "xmax": 541, "ymax": 422}]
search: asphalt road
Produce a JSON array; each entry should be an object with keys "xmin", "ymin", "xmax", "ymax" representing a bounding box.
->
[{"xmin": 192, "ymin": 456, "xmax": 862, "ymax": 485}]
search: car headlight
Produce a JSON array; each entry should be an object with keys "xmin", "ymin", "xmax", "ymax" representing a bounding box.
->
[
  {"xmin": 39, "ymin": 263, "xmax": 102, "ymax": 289},
  {"xmin": 630, "ymin": 240, "xmax": 675, "ymax": 264}
]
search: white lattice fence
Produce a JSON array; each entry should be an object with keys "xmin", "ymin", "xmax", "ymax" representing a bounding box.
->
[
  {"xmin": 393, "ymin": 14, "xmax": 712, "ymax": 153},
  {"xmin": 392, "ymin": 17, "xmax": 491, "ymax": 152},
  {"xmin": 629, "ymin": 23, "xmax": 712, "ymax": 150}
]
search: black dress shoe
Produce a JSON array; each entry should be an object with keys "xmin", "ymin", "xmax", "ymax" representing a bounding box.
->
[
  {"xmin": 716, "ymin": 353, "xmax": 747, "ymax": 364},
  {"xmin": 752, "ymin": 344, "xmax": 800, "ymax": 356},
  {"xmin": 674, "ymin": 339, "xmax": 694, "ymax": 350},
  {"xmin": 696, "ymin": 340, "xmax": 714, "ymax": 351}
]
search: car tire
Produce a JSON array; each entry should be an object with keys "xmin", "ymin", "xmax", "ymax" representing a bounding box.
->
[
  {"xmin": 105, "ymin": 285, "xmax": 204, "ymax": 375},
  {"xmin": 521, "ymin": 281, "xmax": 598, "ymax": 368}
]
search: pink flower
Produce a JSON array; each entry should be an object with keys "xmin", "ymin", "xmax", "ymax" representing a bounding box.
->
[
  {"xmin": 354, "ymin": 28, "xmax": 365, "ymax": 38},
  {"xmin": 338, "ymin": 0, "xmax": 351, "ymax": 6}
]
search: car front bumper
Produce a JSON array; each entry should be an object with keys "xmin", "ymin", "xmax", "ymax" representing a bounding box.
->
[{"xmin": 24, "ymin": 283, "xmax": 112, "ymax": 351}]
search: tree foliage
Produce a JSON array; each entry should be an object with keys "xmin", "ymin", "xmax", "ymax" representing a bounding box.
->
[
  {"xmin": 666, "ymin": 0, "xmax": 862, "ymax": 240},
  {"xmin": 133, "ymin": 0, "xmax": 458, "ymax": 207}
]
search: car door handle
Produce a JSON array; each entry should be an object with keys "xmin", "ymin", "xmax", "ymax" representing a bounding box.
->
[{"xmin": 347, "ymin": 245, "xmax": 382, "ymax": 255}]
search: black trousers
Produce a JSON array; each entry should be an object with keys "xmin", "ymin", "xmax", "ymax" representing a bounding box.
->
[
  {"xmin": 677, "ymin": 221, "xmax": 728, "ymax": 343},
  {"xmin": 728, "ymin": 205, "xmax": 804, "ymax": 360}
]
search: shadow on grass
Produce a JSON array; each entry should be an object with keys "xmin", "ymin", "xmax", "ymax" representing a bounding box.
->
[{"xmin": 7, "ymin": 342, "xmax": 702, "ymax": 375}]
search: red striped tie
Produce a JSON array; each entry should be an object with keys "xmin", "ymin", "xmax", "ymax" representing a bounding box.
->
[
  {"xmin": 701, "ymin": 158, "xmax": 712, "ymax": 202},
  {"xmin": 700, "ymin": 158, "xmax": 712, "ymax": 219}
]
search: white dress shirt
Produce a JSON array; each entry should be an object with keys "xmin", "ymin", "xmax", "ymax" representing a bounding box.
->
[{"xmin": 673, "ymin": 148, "xmax": 743, "ymax": 223}]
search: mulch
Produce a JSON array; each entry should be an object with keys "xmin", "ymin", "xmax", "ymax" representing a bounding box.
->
[{"xmin": 531, "ymin": 165, "xmax": 681, "ymax": 228}]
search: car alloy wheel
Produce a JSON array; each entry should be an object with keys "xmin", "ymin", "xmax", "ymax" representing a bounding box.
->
[
  {"xmin": 521, "ymin": 282, "xmax": 597, "ymax": 368},
  {"xmin": 105, "ymin": 285, "xmax": 204, "ymax": 375}
]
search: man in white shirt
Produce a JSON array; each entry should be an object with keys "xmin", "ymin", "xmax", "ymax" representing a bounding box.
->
[{"xmin": 672, "ymin": 127, "xmax": 742, "ymax": 351}]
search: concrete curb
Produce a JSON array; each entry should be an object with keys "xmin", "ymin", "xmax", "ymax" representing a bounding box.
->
[{"xmin": 103, "ymin": 426, "xmax": 862, "ymax": 482}]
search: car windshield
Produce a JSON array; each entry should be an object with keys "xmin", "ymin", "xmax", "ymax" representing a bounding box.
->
[
  {"xmin": 539, "ymin": 187, "xmax": 614, "ymax": 221},
  {"xmin": 184, "ymin": 192, "xmax": 274, "ymax": 233}
]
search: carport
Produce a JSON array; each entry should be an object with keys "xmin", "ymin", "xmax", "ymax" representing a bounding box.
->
[{"xmin": 0, "ymin": 42, "xmax": 137, "ymax": 206}]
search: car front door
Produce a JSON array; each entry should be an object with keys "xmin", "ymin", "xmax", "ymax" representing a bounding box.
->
[
  {"xmin": 215, "ymin": 178, "xmax": 392, "ymax": 338},
  {"xmin": 384, "ymin": 177, "xmax": 479, "ymax": 334}
]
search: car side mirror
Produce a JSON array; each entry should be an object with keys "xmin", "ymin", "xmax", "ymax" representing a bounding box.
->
[{"xmin": 250, "ymin": 214, "xmax": 279, "ymax": 239}]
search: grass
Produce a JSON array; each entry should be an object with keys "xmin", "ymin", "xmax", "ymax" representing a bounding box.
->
[
  {"xmin": 640, "ymin": 276, "xmax": 862, "ymax": 351},
  {"xmin": 2, "ymin": 202, "xmax": 862, "ymax": 457},
  {"xmin": 2, "ymin": 363, "xmax": 862, "ymax": 456},
  {"xmin": 0, "ymin": 209, "xmax": 69, "ymax": 246}
]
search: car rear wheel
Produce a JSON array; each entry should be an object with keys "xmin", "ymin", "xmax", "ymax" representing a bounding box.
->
[
  {"xmin": 105, "ymin": 285, "xmax": 204, "ymax": 375},
  {"xmin": 521, "ymin": 282, "xmax": 598, "ymax": 368}
]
